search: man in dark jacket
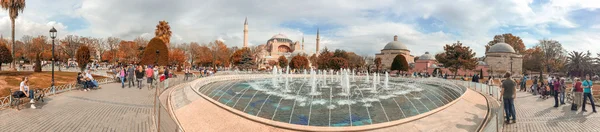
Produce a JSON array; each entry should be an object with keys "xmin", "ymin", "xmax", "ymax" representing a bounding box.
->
[{"xmin": 127, "ymin": 65, "xmax": 136, "ymax": 88}]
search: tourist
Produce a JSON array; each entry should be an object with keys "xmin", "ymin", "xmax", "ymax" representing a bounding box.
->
[
  {"xmin": 77, "ymin": 72, "xmax": 88, "ymax": 91},
  {"xmin": 184, "ymin": 66, "xmax": 190, "ymax": 81},
  {"xmin": 520, "ymin": 75, "xmax": 528, "ymax": 92},
  {"xmin": 548, "ymin": 76, "xmax": 554, "ymax": 97},
  {"xmin": 153, "ymin": 66, "xmax": 159, "ymax": 86},
  {"xmin": 146, "ymin": 65, "xmax": 154, "ymax": 89},
  {"xmin": 127, "ymin": 65, "xmax": 136, "ymax": 88},
  {"xmin": 572, "ymin": 78, "xmax": 583, "ymax": 111},
  {"xmin": 119, "ymin": 67, "xmax": 126, "ymax": 88},
  {"xmin": 19, "ymin": 76, "xmax": 36, "ymax": 109},
  {"xmin": 553, "ymin": 76, "xmax": 562, "ymax": 107},
  {"xmin": 560, "ymin": 78, "xmax": 566, "ymax": 105},
  {"xmin": 582, "ymin": 74, "xmax": 597, "ymax": 113},
  {"xmin": 86, "ymin": 70, "xmax": 99, "ymax": 89},
  {"xmin": 500, "ymin": 72, "xmax": 517, "ymax": 124},
  {"xmin": 164, "ymin": 66, "xmax": 170, "ymax": 87},
  {"xmin": 135, "ymin": 65, "xmax": 145, "ymax": 89}
]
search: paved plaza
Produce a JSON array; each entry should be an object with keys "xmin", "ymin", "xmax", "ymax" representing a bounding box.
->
[
  {"xmin": 504, "ymin": 91, "xmax": 600, "ymax": 132},
  {"xmin": 0, "ymin": 82, "xmax": 156, "ymax": 132}
]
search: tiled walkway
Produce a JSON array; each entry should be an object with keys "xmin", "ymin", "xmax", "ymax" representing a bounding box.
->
[
  {"xmin": 0, "ymin": 83, "xmax": 156, "ymax": 132},
  {"xmin": 504, "ymin": 91, "xmax": 600, "ymax": 132}
]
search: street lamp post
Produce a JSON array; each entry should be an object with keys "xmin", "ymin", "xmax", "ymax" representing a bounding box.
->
[
  {"xmin": 154, "ymin": 49, "xmax": 160, "ymax": 130},
  {"xmin": 49, "ymin": 27, "xmax": 57, "ymax": 92}
]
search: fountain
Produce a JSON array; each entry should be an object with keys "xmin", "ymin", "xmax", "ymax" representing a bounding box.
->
[
  {"xmin": 384, "ymin": 72, "xmax": 389, "ymax": 90},
  {"xmin": 309, "ymin": 69, "xmax": 320, "ymax": 95},
  {"xmin": 272, "ymin": 67, "xmax": 279, "ymax": 88},
  {"xmin": 371, "ymin": 72, "xmax": 377, "ymax": 93},
  {"xmin": 365, "ymin": 72, "xmax": 370, "ymax": 83}
]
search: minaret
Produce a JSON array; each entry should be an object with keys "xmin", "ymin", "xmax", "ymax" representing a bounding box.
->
[
  {"xmin": 302, "ymin": 35, "xmax": 304, "ymax": 50},
  {"xmin": 316, "ymin": 28, "xmax": 320, "ymax": 54},
  {"xmin": 243, "ymin": 17, "xmax": 248, "ymax": 48}
]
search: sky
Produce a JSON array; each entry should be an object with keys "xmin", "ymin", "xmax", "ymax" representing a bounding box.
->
[{"xmin": 0, "ymin": 0, "xmax": 598, "ymax": 57}]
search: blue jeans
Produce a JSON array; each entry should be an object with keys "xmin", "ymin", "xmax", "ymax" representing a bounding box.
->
[
  {"xmin": 28, "ymin": 90, "xmax": 34, "ymax": 100},
  {"xmin": 582, "ymin": 93, "xmax": 597, "ymax": 112},
  {"xmin": 503, "ymin": 98, "xmax": 516, "ymax": 121},
  {"xmin": 532, "ymin": 84, "xmax": 538, "ymax": 95},
  {"xmin": 120, "ymin": 77, "xmax": 125, "ymax": 87}
]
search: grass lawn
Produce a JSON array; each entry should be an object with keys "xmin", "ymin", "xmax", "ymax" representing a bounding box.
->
[{"xmin": 0, "ymin": 71, "xmax": 106, "ymax": 97}]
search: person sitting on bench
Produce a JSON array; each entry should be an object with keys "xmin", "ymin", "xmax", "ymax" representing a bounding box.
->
[{"xmin": 19, "ymin": 76, "xmax": 36, "ymax": 109}]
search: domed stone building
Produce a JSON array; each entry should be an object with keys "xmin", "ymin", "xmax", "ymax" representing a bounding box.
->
[
  {"xmin": 412, "ymin": 51, "xmax": 490, "ymax": 77},
  {"xmin": 483, "ymin": 37, "xmax": 523, "ymax": 75},
  {"xmin": 375, "ymin": 35, "xmax": 415, "ymax": 70}
]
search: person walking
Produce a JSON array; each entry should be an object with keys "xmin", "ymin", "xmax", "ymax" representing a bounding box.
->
[
  {"xmin": 146, "ymin": 65, "xmax": 154, "ymax": 89},
  {"xmin": 135, "ymin": 65, "xmax": 145, "ymax": 89},
  {"xmin": 572, "ymin": 78, "xmax": 583, "ymax": 111},
  {"xmin": 184, "ymin": 66, "xmax": 190, "ymax": 81},
  {"xmin": 164, "ymin": 66, "xmax": 170, "ymax": 87},
  {"xmin": 548, "ymin": 76, "xmax": 555, "ymax": 97},
  {"xmin": 520, "ymin": 75, "xmax": 528, "ymax": 92},
  {"xmin": 119, "ymin": 67, "xmax": 126, "ymax": 88},
  {"xmin": 582, "ymin": 74, "xmax": 597, "ymax": 113},
  {"xmin": 127, "ymin": 65, "xmax": 136, "ymax": 88},
  {"xmin": 553, "ymin": 76, "xmax": 562, "ymax": 107},
  {"xmin": 532, "ymin": 76, "xmax": 538, "ymax": 95},
  {"xmin": 500, "ymin": 72, "xmax": 517, "ymax": 124}
]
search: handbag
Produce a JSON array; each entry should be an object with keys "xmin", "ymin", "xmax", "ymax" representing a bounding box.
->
[{"xmin": 12, "ymin": 91, "xmax": 26, "ymax": 98}]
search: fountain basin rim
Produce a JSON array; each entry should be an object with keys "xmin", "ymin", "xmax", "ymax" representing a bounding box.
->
[{"xmin": 187, "ymin": 74, "xmax": 467, "ymax": 132}]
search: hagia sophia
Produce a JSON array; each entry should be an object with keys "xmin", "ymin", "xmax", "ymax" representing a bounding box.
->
[{"xmin": 241, "ymin": 18, "xmax": 319, "ymax": 69}]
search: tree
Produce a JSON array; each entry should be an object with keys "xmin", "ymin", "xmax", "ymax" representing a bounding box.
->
[
  {"xmin": 390, "ymin": 54, "xmax": 409, "ymax": 72},
  {"xmin": 139, "ymin": 37, "xmax": 169, "ymax": 66},
  {"xmin": 522, "ymin": 47, "xmax": 544, "ymax": 72},
  {"xmin": 208, "ymin": 40, "xmax": 230, "ymax": 67},
  {"xmin": 189, "ymin": 42, "xmax": 200, "ymax": 65},
  {"xmin": 60, "ymin": 35, "xmax": 82, "ymax": 60},
  {"xmin": 117, "ymin": 40, "xmax": 139, "ymax": 63},
  {"xmin": 333, "ymin": 49, "xmax": 349, "ymax": 60},
  {"xmin": 1, "ymin": 0, "xmax": 26, "ymax": 69},
  {"xmin": 155, "ymin": 20, "xmax": 172, "ymax": 47},
  {"xmin": 329, "ymin": 57, "xmax": 348, "ymax": 70},
  {"xmin": 278, "ymin": 56, "xmax": 288, "ymax": 68},
  {"xmin": 374, "ymin": 57, "xmax": 382, "ymax": 72},
  {"xmin": 238, "ymin": 49, "xmax": 256, "ymax": 70},
  {"xmin": 195, "ymin": 44, "xmax": 212, "ymax": 66},
  {"xmin": 106, "ymin": 37, "xmax": 120, "ymax": 63},
  {"xmin": 76, "ymin": 45, "xmax": 91, "ymax": 72},
  {"xmin": 230, "ymin": 48, "xmax": 247, "ymax": 66},
  {"xmin": 30, "ymin": 36, "xmax": 48, "ymax": 72},
  {"xmin": 347, "ymin": 52, "xmax": 365, "ymax": 70},
  {"xmin": 486, "ymin": 33, "xmax": 526, "ymax": 53},
  {"xmin": 566, "ymin": 51, "xmax": 592, "ymax": 77},
  {"xmin": 537, "ymin": 39, "xmax": 566, "ymax": 73},
  {"xmin": 317, "ymin": 48, "xmax": 332, "ymax": 70},
  {"xmin": 290, "ymin": 55, "xmax": 309, "ymax": 70},
  {"xmin": 169, "ymin": 48, "xmax": 187, "ymax": 71},
  {"xmin": 0, "ymin": 43, "xmax": 12, "ymax": 70},
  {"xmin": 436, "ymin": 41, "xmax": 477, "ymax": 78}
]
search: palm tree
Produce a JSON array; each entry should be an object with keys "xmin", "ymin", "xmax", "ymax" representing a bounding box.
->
[
  {"xmin": 155, "ymin": 20, "xmax": 171, "ymax": 47},
  {"xmin": 1, "ymin": 0, "xmax": 25, "ymax": 70},
  {"xmin": 566, "ymin": 51, "xmax": 592, "ymax": 77}
]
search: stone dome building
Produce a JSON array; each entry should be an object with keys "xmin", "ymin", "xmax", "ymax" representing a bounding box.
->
[
  {"xmin": 375, "ymin": 35, "xmax": 415, "ymax": 70},
  {"xmin": 484, "ymin": 37, "xmax": 523, "ymax": 76}
]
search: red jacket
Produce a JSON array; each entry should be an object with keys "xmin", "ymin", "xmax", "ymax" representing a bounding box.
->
[
  {"xmin": 575, "ymin": 82, "xmax": 583, "ymax": 92},
  {"xmin": 553, "ymin": 80, "xmax": 561, "ymax": 92}
]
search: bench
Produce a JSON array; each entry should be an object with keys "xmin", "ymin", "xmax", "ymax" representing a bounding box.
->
[{"xmin": 9, "ymin": 88, "xmax": 44, "ymax": 110}]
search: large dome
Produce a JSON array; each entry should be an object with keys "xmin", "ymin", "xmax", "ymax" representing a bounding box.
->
[
  {"xmin": 488, "ymin": 43, "xmax": 515, "ymax": 53},
  {"xmin": 383, "ymin": 35, "xmax": 408, "ymax": 50},
  {"xmin": 419, "ymin": 52, "xmax": 435, "ymax": 60},
  {"xmin": 271, "ymin": 33, "xmax": 288, "ymax": 39}
]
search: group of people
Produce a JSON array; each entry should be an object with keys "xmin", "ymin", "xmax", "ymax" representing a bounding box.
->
[
  {"xmin": 77, "ymin": 70, "xmax": 100, "ymax": 91},
  {"xmin": 116, "ymin": 64, "xmax": 170, "ymax": 89}
]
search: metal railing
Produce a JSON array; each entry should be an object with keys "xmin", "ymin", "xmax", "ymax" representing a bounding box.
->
[
  {"xmin": 153, "ymin": 74, "xmax": 196, "ymax": 132},
  {"xmin": 450, "ymin": 80, "xmax": 504, "ymax": 132}
]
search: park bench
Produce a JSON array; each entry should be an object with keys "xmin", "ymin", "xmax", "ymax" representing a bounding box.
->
[{"xmin": 9, "ymin": 88, "xmax": 44, "ymax": 110}]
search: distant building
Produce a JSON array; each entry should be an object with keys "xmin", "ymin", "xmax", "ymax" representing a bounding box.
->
[
  {"xmin": 375, "ymin": 35, "xmax": 415, "ymax": 70},
  {"xmin": 483, "ymin": 37, "xmax": 523, "ymax": 76}
]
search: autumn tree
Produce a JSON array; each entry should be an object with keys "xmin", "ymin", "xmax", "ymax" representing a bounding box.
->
[
  {"xmin": 347, "ymin": 52, "xmax": 365, "ymax": 70},
  {"xmin": 329, "ymin": 57, "xmax": 348, "ymax": 70},
  {"xmin": 61, "ymin": 35, "xmax": 82, "ymax": 60},
  {"xmin": 189, "ymin": 42, "xmax": 200, "ymax": 65},
  {"xmin": 195, "ymin": 44, "xmax": 213, "ymax": 67},
  {"xmin": 486, "ymin": 33, "xmax": 526, "ymax": 53},
  {"xmin": 230, "ymin": 48, "xmax": 247, "ymax": 66},
  {"xmin": 278, "ymin": 56, "xmax": 288, "ymax": 68},
  {"xmin": 290, "ymin": 55, "xmax": 309, "ymax": 70},
  {"xmin": 436, "ymin": 41, "xmax": 477, "ymax": 78},
  {"xmin": 31, "ymin": 36, "xmax": 48, "ymax": 72},
  {"xmin": 117, "ymin": 40, "xmax": 139, "ymax": 63},
  {"xmin": 522, "ymin": 47, "xmax": 544, "ymax": 72},
  {"xmin": 317, "ymin": 48, "xmax": 333, "ymax": 70},
  {"xmin": 333, "ymin": 49, "xmax": 349, "ymax": 60},
  {"xmin": 169, "ymin": 48, "xmax": 187, "ymax": 71},
  {"xmin": 139, "ymin": 37, "xmax": 169, "ymax": 66},
  {"xmin": 208, "ymin": 40, "xmax": 230, "ymax": 67},
  {"xmin": 155, "ymin": 20, "xmax": 172, "ymax": 46},
  {"xmin": 238, "ymin": 49, "xmax": 256, "ymax": 70},
  {"xmin": 374, "ymin": 57, "xmax": 382, "ymax": 72},
  {"xmin": 391, "ymin": 54, "xmax": 409, "ymax": 72},
  {"xmin": 106, "ymin": 37, "xmax": 120, "ymax": 63},
  {"xmin": 0, "ymin": 43, "xmax": 12, "ymax": 70},
  {"xmin": 309, "ymin": 54, "xmax": 318, "ymax": 68},
  {"xmin": 134, "ymin": 36, "xmax": 149, "ymax": 48},
  {"xmin": 76, "ymin": 45, "xmax": 91, "ymax": 72}
]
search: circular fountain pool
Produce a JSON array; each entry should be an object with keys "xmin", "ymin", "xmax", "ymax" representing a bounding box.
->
[{"xmin": 196, "ymin": 74, "xmax": 465, "ymax": 127}]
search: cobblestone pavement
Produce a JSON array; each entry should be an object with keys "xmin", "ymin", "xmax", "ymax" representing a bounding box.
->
[
  {"xmin": 0, "ymin": 82, "xmax": 157, "ymax": 132},
  {"xmin": 504, "ymin": 91, "xmax": 600, "ymax": 132}
]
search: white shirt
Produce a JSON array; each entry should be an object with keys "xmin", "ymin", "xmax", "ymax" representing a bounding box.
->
[
  {"xmin": 20, "ymin": 81, "xmax": 29, "ymax": 92},
  {"xmin": 86, "ymin": 73, "xmax": 94, "ymax": 80}
]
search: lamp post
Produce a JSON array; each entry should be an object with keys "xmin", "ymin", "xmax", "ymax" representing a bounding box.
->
[{"xmin": 49, "ymin": 27, "xmax": 57, "ymax": 92}]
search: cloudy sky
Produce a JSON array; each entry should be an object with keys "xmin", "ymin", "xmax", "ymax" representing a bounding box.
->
[{"xmin": 0, "ymin": 0, "xmax": 598, "ymax": 57}]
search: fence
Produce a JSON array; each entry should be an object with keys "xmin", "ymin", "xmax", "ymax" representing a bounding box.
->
[
  {"xmin": 451, "ymin": 80, "xmax": 504, "ymax": 132},
  {"xmin": 153, "ymin": 74, "xmax": 196, "ymax": 132}
]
